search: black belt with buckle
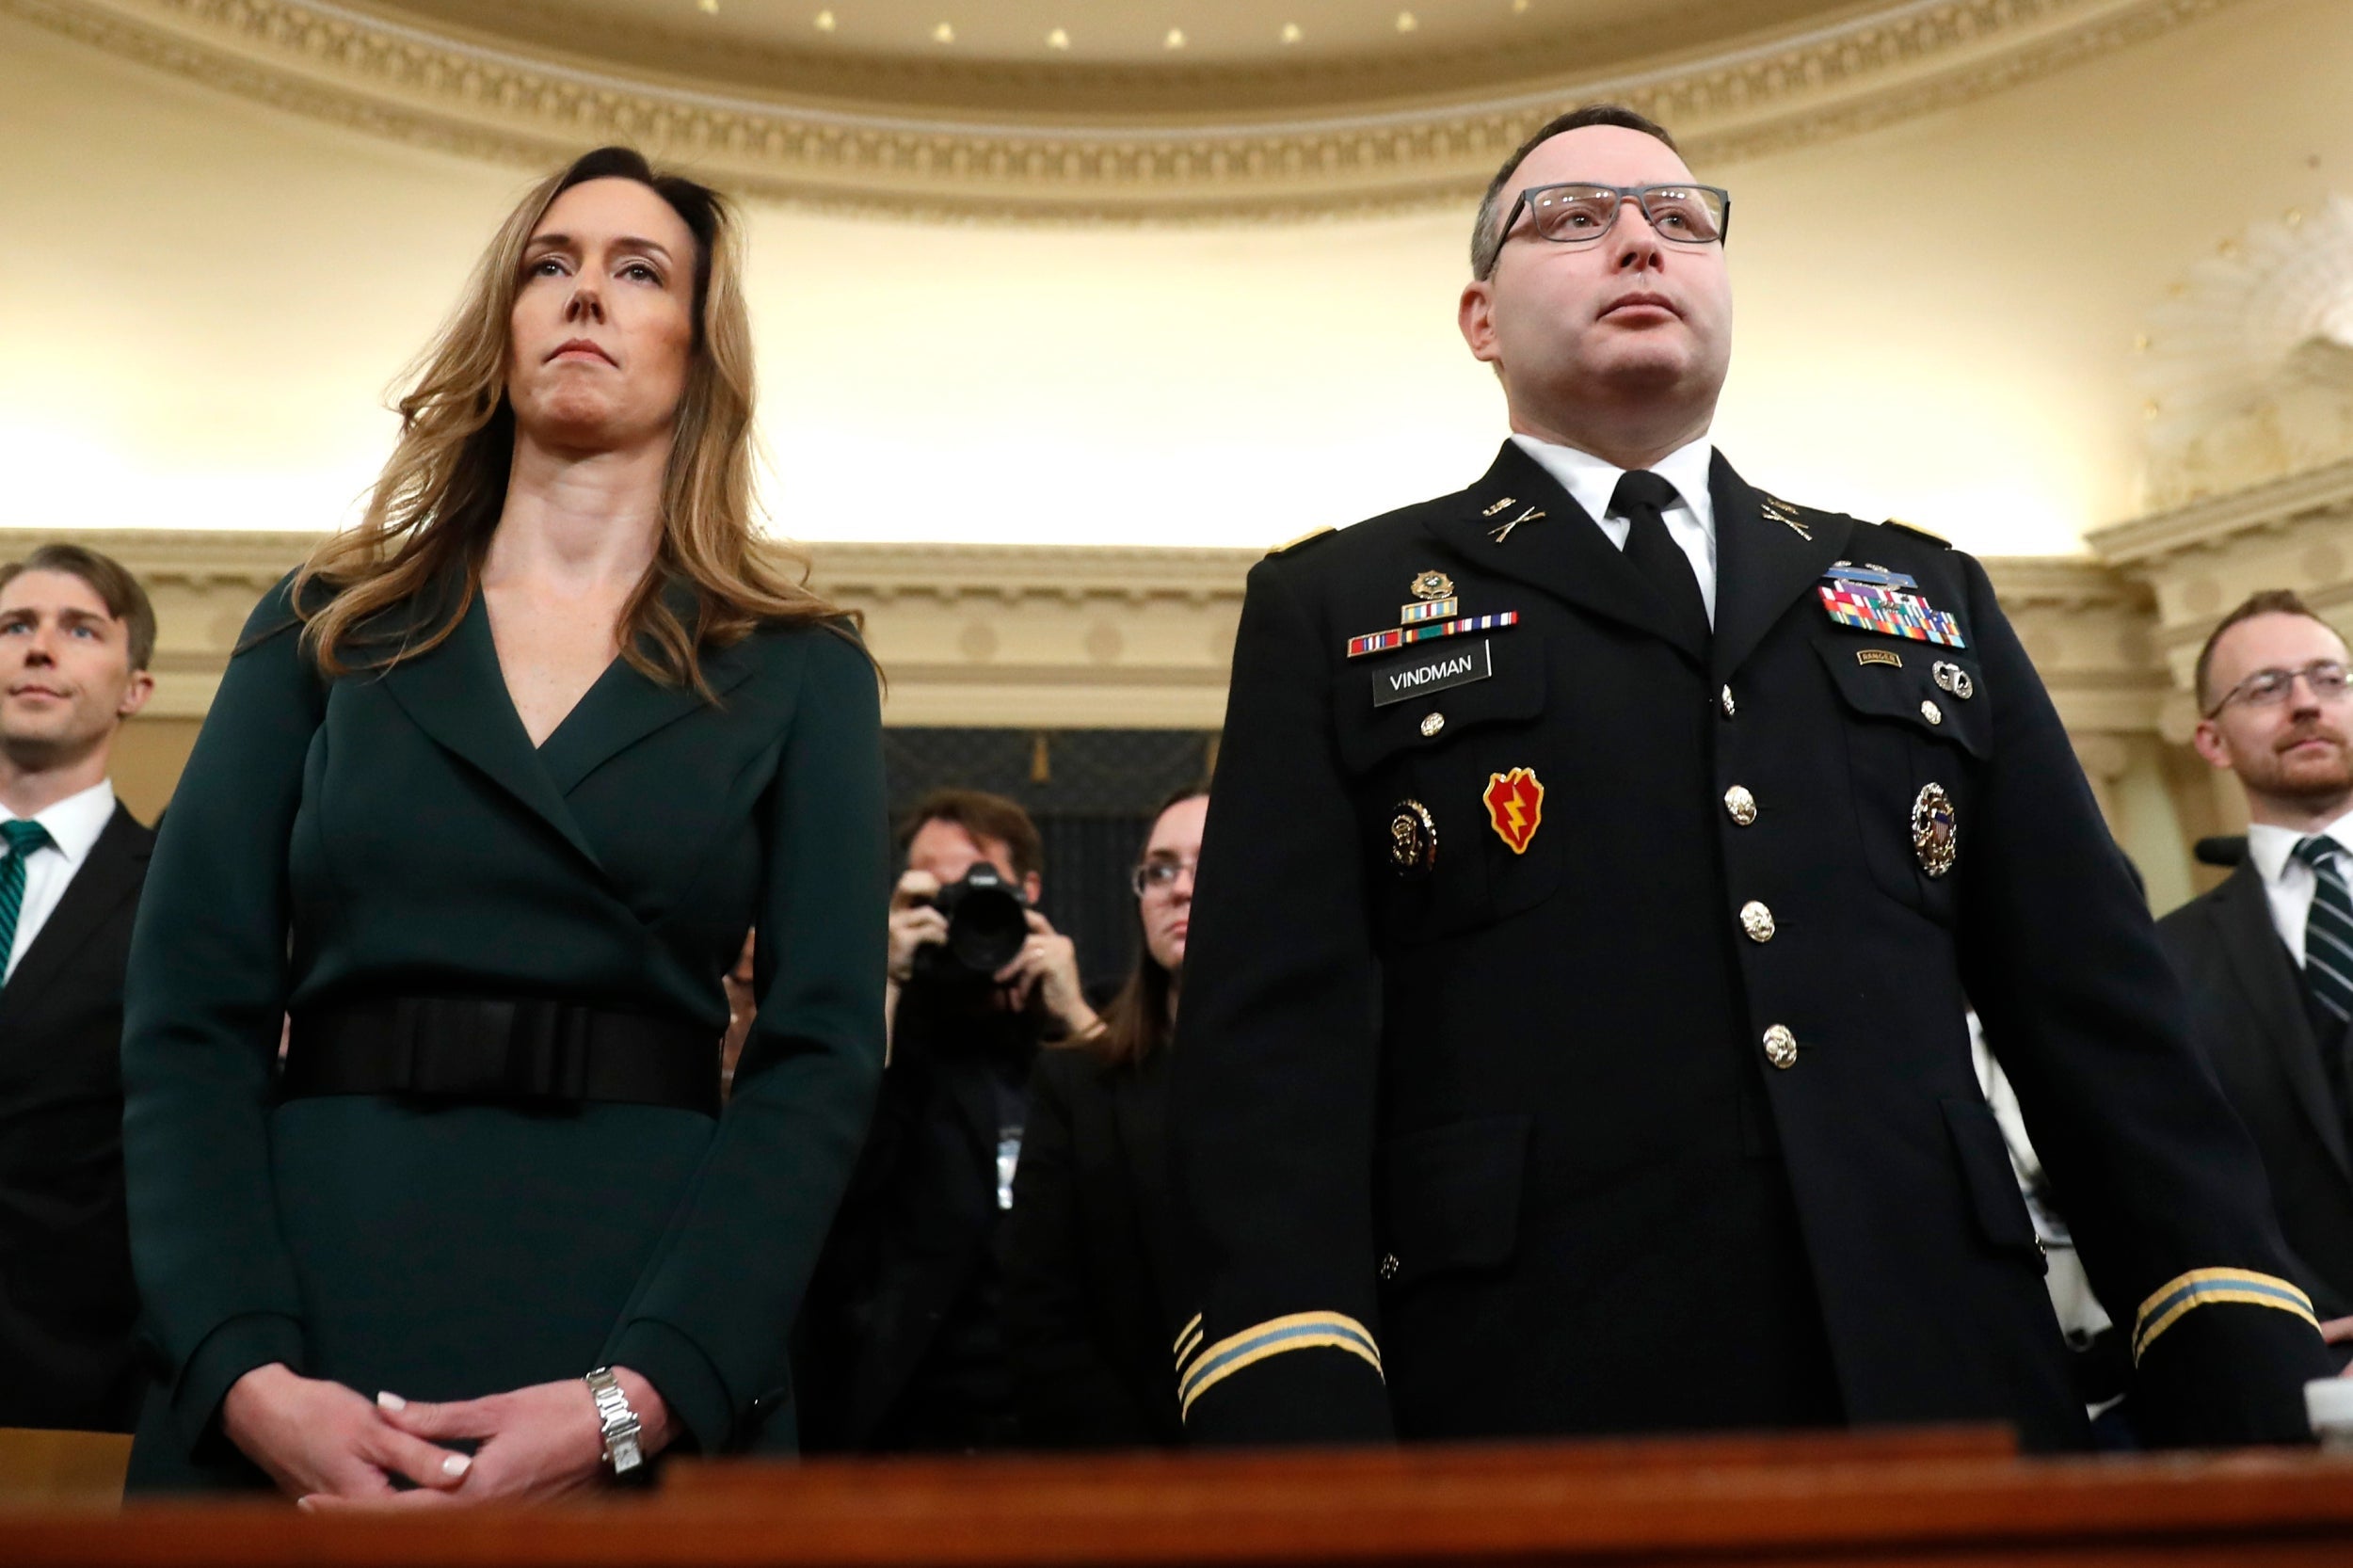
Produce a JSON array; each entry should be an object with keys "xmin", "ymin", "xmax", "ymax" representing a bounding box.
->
[{"xmin": 282, "ymin": 996, "xmax": 721, "ymax": 1117}]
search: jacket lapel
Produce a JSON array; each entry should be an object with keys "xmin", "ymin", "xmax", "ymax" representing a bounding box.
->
[
  {"xmin": 536, "ymin": 619, "xmax": 759, "ymax": 796},
  {"xmin": 1708, "ymin": 452, "xmax": 1853, "ymax": 685},
  {"xmin": 2213, "ymin": 859, "xmax": 2353, "ymax": 1181},
  {"xmin": 376, "ymin": 589, "xmax": 607, "ymax": 872},
  {"xmin": 0, "ymin": 803, "xmax": 149, "ymax": 1021},
  {"xmin": 1424, "ymin": 441, "xmax": 1708, "ymax": 667}
]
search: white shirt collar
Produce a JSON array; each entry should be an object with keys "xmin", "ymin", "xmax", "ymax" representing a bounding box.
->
[
  {"xmin": 1508, "ymin": 432, "xmax": 1717, "ymax": 533},
  {"xmin": 2246, "ymin": 808, "xmax": 2353, "ymax": 886},
  {"xmin": 0, "ymin": 777, "xmax": 117, "ymax": 868}
]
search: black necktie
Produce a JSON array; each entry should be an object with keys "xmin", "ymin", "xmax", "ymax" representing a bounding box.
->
[{"xmin": 1610, "ymin": 470, "xmax": 1709, "ymax": 646}]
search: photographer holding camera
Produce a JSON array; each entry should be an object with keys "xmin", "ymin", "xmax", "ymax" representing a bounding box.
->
[{"xmin": 795, "ymin": 790, "xmax": 1100, "ymax": 1452}]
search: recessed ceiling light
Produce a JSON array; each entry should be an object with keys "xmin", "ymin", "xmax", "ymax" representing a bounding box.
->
[
  {"xmin": 1047, "ymin": 26, "xmax": 1069, "ymax": 49},
  {"xmin": 1280, "ymin": 23, "xmax": 1302, "ymax": 43},
  {"xmin": 1164, "ymin": 26, "xmax": 1185, "ymax": 48},
  {"xmin": 1396, "ymin": 10, "xmax": 1417, "ymax": 32},
  {"xmin": 697, "ymin": 0, "xmax": 717, "ymax": 13},
  {"xmin": 813, "ymin": 8, "xmax": 835, "ymax": 30},
  {"xmin": 933, "ymin": 21, "xmax": 953, "ymax": 42}
]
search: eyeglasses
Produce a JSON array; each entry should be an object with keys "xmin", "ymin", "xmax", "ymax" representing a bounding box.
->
[
  {"xmin": 1130, "ymin": 857, "xmax": 1197, "ymax": 899},
  {"xmin": 1490, "ymin": 182, "xmax": 1732, "ymax": 270},
  {"xmin": 2204, "ymin": 659, "xmax": 2351, "ymax": 718}
]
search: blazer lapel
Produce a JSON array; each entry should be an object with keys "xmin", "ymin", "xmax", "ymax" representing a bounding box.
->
[
  {"xmin": 376, "ymin": 590, "xmax": 606, "ymax": 872},
  {"xmin": 2213, "ymin": 859, "xmax": 2353, "ymax": 1181},
  {"xmin": 1708, "ymin": 452, "xmax": 1853, "ymax": 686},
  {"xmin": 1424, "ymin": 441, "xmax": 1708, "ymax": 667},
  {"xmin": 536, "ymin": 619, "xmax": 759, "ymax": 796},
  {"xmin": 0, "ymin": 803, "xmax": 148, "ymax": 1021}
]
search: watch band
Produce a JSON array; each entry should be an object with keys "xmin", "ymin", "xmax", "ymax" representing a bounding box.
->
[{"xmin": 584, "ymin": 1367, "xmax": 644, "ymax": 1476}]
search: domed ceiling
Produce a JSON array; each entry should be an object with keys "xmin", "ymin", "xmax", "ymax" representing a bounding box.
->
[{"xmin": 20, "ymin": 0, "xmax": 2244, "ymax": 216}]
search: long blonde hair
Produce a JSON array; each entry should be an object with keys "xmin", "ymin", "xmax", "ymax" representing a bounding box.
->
[{"xmin": 294, "ymin": 146, "xmax": 855, "ymax": 690}]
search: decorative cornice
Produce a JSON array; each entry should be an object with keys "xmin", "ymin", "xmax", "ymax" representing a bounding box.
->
[
  {"xmin": 1977, "ymin": 555, "xmax": 2150, "ymax": 613},
  {"xmin": 3, "ymin": 0, "xmax": 2249, "ymax": 221},
  {"xmin": 2085, "ymin": 455, "xmax": 2353, "ymax": 568}
]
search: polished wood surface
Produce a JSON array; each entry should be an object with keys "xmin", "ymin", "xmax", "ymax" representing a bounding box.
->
[
  {"xmin": 5, "ymin": 1428, "xmax": 2353, "ymax": 1567},
  {"xmin": 0, "ymin": 1431, "xmax": 132, "ymax": 1507}
]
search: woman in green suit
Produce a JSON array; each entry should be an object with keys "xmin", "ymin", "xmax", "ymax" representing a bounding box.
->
[{"xmin": 120, "ymin": 147, "xmax": 888, "ymax": 1502}]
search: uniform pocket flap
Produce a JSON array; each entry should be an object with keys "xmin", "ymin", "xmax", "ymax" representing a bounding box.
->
[
  {"xmin": 1336, "ymin": 641, "xmax": 1546, "ymax": 774},
  {"xmin": 1815, "ymin": 640, "xmax": 1991, "ymax": 760},
  {"xmin": 1378, "ymin": 1113, "xmax": 1533, "ymax": 1289},
  {"xmin": 1941, "ymin": 1096, "xmax": 2045, "ymax": 1266}
]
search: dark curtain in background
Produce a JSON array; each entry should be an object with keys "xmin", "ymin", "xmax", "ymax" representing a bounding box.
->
[{"xmin": 881, "ymin": 728, "xmax": 1218, "ymax": 992}]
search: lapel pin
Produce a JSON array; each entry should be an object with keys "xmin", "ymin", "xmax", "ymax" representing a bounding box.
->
[
  {"xmin": 1489, "ymin": 505, "xmax": 1545, "ymax": 544},
  {"xmin": 1481, "ymin": 496, "xmax": 1516, "ymax": 518},
  {"xmin": 1410, "ymin": 569, "xmax": 1456, "ymax": 601},
  {"xmin": 1761, "ymin": 495, "xmax": 1814, "ymax": 541}
]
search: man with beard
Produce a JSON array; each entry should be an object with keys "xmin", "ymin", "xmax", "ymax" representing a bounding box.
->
[{"xmin": 2162, "ymin": 591, "xmax": 2353, "ymax": 1357}]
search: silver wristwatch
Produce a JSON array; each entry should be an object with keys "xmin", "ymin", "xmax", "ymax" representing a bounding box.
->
[{"xmin": 584, "ymin": 1367, "xmax": 643, "ymax": 1476}]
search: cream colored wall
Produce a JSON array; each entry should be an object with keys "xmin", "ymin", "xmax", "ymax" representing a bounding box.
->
[{"xmin": 8, "ymin": 0, "xmax": 2353, "ymax": 557}]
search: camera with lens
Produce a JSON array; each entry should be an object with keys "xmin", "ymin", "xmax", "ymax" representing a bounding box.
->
[{"xmin": 910, "ymin": 863, "xmax": 1032, "ymax": 988}]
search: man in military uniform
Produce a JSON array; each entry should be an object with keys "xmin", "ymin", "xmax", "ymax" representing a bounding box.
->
[{"xmin": 1169, "ymin": 104, "xmax": 2331, "ymax": 1449}]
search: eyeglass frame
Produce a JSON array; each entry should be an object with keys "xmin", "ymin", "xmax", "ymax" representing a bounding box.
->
[
  {"xmin": 1129, "ymin": 856, "xmax": 1198, "ymax": 900},
  {"xmin": 1482, "ymin": 182, "xmax": 1733, "ymax": 278},
  {"xmin": 2202, "ymin": 658, "xmax": 2352, "ymax": 719}
]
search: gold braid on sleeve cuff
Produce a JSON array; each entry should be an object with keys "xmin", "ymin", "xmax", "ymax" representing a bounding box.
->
[
  {"xmin": 1176, "ymin": 1311, "xmax": 1384, "ymax": 1420},
  {"xmin": 2131, "ymin": 1268, "xmax": 2317, "ymax": 1364}
]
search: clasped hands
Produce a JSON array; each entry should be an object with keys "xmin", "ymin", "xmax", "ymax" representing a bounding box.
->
[{"xmin": 222, "ymin": 1361, "xmax": 673, "ymax": 1507}]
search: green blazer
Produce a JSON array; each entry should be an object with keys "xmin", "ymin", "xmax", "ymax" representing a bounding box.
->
[{"xmin": 120, "ymin": 573, "xmax": 887, "ymax": 1486}]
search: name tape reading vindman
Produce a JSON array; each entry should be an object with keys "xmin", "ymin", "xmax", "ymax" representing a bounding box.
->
[{"xmin": 1371, "ymin": 638, "xmax": 1494, "ymax": 707}]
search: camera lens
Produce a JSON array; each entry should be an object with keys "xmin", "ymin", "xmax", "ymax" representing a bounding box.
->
[{"xmin": 947, "ymin": 880, "xmax": 1029, "ymax": 974}]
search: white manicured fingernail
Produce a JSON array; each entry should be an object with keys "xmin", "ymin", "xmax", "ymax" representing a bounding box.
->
[
  {"xmin": 441, "ymin": 1453, "xmax": 472, "ymax": 1478},
  {"xmin": 376, "ymin": 1391, "xmax": 407, "ymax": 1411}
]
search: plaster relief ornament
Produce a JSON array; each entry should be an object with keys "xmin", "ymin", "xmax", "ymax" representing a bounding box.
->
[{"xmin": 2137, "ymin": 194, "xmax": 2353, "ymax": 508}]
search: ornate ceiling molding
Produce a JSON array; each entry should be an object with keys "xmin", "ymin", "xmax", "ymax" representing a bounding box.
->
[{"xmin": 8, "ymin": 0, "xmax": 2248, "ymax": 220}]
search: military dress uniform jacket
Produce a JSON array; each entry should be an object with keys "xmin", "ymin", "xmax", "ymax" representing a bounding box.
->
[
  {"xmin": 1171, "ymin": 440, "xmax": 2330, "ymax": 1450},
  {"xmin": 120, "ymin": 573, "xmax": 888, "ymax": 1486}
]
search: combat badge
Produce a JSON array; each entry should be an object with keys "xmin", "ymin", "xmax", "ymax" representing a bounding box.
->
[
  {"xmin": 1932, "ymin": 661, "xmax": 1975, "ymax": 699},
  {"xmin": 1388, "ymin": 799, "xmax": 1438, "ymax": 877},
  {"xmin": 1912, "ymin": 783, "xmax": 1958, "ymax": 878},
  {"xmin": 1483, "ymin": 767, "xmax": 1544, "ymax": 856},
  {"xmin": 1410, "ymin": 569, "xmax": 1456, "ymax": 601}
]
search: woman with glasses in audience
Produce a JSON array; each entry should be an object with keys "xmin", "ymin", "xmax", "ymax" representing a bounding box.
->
[
  {"xmin": 1003, "ymin": 788, "xmax": 1207, "ymax": 1448},
  {"xmin": 120, "ymin": 147, "xmax": 887, "ymax": 1501}
]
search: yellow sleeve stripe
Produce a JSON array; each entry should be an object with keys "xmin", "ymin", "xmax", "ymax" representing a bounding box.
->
[
  {"xmin": 2131, "ymin": 1268, "xmax": 2317, "ymax": 1363},
  {"xmin": 1176, "ymin": 1312, "xmax": 1383, "ymax": 1420},
  {"xmin": 1173, "ymin": 1316, "xmax": 1206, "ymax": 1377}
]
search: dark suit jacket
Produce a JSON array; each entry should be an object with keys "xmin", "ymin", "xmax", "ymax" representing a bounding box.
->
[
  {"xmin": 793, "ymin": 992, "xmax": 1033, "ymax": 1452},
  {"xmin": 1003, "ymin": 1041, "xmax": 1184, "ymax": 1448},
  {"xmin": 1174, "ymin": 441, "xmax": 2331, "ymax": 1452},
  {"xmin": 0, "ymin": 801, "xmax": 152, "ymax": 1431},
  {"xmin": 2158, "ymin": 859, "xmax": 2353, "ymax": 1321},
  {"xmin": 120, "ymin": 573, "xmax": 887, "ymax": 1487}
]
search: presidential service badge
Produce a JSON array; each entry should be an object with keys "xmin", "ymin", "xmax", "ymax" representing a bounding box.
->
[
  {"xmin": 1483, "ymin": 767, "xmax": 1544, "ymax": 855},
  {"xmin": 1912, "ymin": 782, "xmax": 1958, "ymax": 877},
  {"xmin": 1388, "ymin": 799, "xmax": 1438, "ymax": 877}
]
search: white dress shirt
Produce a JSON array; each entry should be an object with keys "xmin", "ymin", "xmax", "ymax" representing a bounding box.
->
[
  {"xmin": 1, "ymin": 777, "xmax": 117, "ymax": 984},
  {"xmin": 2244, "ymin": 808, "xmax": 2353, "ymax": 968},
  {"xmin": 1509, "ymin": 432, "xmax": 1720, "ymax": 625}
]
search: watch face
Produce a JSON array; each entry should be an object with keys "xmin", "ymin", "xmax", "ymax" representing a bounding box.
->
[{"xmin": 610, "ymin": 1434, "xmax": 644, "ymax": 1474}]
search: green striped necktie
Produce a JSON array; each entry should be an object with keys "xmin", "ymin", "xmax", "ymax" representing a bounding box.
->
[
  {"xmin": 0, "ymin": 818, "xmax": 56, "ymax": 984},
  {"xmin": 2296, "ymin": 835, "xmax": 2353, "ymax": 1022}
]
